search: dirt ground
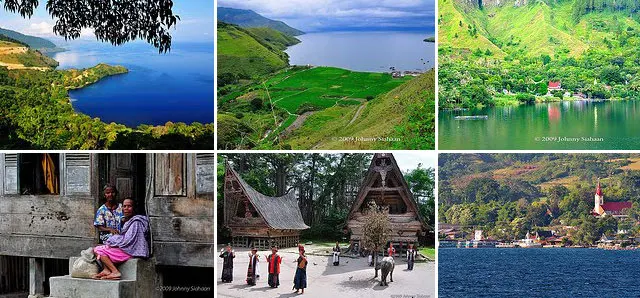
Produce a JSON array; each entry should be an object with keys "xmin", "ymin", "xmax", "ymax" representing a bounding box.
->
[{"xmin": 217, "ymin": 244, "xmax": 435, "ymax": 298}]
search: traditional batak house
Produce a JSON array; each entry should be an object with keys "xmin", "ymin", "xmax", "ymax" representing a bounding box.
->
[
  {"xmin": 223, "ymin": 163, "xmax": 309, "ymax": 249},
  {"xmin": 592, "ymin": 180, "xmax": 632, "ymax": 218},
  {"xmin": 0, "ymin": 153, "xmax": 214, "ymax": 297},
  {"xmin": 346, "ymin": 153, "xmax": 428, "ymax": 255}
]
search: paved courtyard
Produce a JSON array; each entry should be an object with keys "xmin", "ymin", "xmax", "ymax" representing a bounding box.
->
[{"xmin": 217, "ymin": 244, "xmax": 435, "ymax": 298}]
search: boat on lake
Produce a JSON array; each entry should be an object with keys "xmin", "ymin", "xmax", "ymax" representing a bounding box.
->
[{"xmin": 454, "ymin": 115, "xmax": 488, "ymax": 120}]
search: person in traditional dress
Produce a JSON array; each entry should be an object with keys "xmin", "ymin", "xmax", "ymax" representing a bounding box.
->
[
  {"xmin": 92, "ymin": 198, "xmax": 149, "ymax": 280},
  {"xmin": 266, "ymin": 246, "xmax": 282, "ymax": 288},
  {"xmin": 94, "ymin": 184, "xmax": 123, "ymax": 244},
  {"xmin": 332, "ymin": 242, "xmax": 340, "ymax": 266},
  {"xmin": 407, "ymin": 243, "xmax": 416, "ymax": 270},
  {"xmin": 246, "ymin": 247, "xmax": 260, "ymax": 286},
  {"xmin": 293, "ymin": 248, "xmax": 307, "ymax": 294},
  {"xmin": 387, "ymin": 243, "xmax": 396, "ymax": 257},
  {"xmin": 219, "ymin": 244, "xmax": 235, "ymax": 283}
]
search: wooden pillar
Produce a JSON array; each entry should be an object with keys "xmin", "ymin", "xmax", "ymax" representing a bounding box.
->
[{"xmin": 28, "ymin": 258, "xmax": 44, "ymax": 298}]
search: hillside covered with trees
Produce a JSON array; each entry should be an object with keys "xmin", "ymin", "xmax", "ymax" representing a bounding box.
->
[
  {"xmin": 439, "ymin": 154, "xmax": 640, "ymax": 245},
  {"xmin": 439, "ymin": 0, "xmax": 640, "ymax": 109}
]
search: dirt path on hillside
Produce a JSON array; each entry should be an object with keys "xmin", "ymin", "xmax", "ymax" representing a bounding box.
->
[
  {"xmin": 348, "ymin": 103, "xmax": 367, "ymax": 126},
  {"xmin": 281, "ymin": 112, "xmax": 314, "ymax": 138}
]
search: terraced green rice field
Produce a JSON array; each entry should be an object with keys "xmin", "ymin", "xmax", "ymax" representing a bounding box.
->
[{"xmin": 263, "ymin": 66, "xmax": 411, "ymax": 113}]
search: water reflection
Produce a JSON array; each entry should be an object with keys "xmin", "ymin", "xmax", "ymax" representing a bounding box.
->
[{"xmin": 439, "ymin": 100, "xmax": 640, "ymax": 149}]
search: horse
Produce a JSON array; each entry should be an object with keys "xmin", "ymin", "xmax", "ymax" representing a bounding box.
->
[{"xmin": 374, "ymin": 256, "xmax": 394, "ymax": 286}]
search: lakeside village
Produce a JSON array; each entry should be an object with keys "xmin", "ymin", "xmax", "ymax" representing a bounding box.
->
[{"xmin": 440, "ymin": 182, "xmax": 640, "ymax": 251}]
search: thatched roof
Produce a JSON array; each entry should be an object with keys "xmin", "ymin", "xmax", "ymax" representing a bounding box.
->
[
  {"xmin": 227, "ymin": 165, "xmax": 309, "ymax": 230},
  {"xmin": 348, "ymin": 153, "xmax": 427, "ymax": 228}
]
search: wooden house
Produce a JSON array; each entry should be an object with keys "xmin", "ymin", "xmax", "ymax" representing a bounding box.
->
[
  {"xmin": 223, "ymin": 163, "xmax": 309, "ymax": 249},
  {"xmin": 346, "ymin": 153, "xmax": 428, "ymax": 254},
  {"xmin": 0, "ymin": 153, "xmax": 214, "ymax": 297}
]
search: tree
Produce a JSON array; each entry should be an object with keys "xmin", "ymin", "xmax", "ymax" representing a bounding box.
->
[
  {"xmin": 1, "ymin": 0, "xmax": 179, "ymax": 52},
  {"xmin": 362, "ymin": 201, "xmax": 391, "ymax": 269}
]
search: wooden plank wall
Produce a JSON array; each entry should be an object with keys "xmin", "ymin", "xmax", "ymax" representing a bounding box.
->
[
  {"xmin": 0, "ymin": 153, "xmax": 97, "ymax": 259},
  {"xmin": 0, "ymin": 255, "xmax": 28, "ymax": 294},
  {"xmin": 147, "ymin": 154, "xmax": 214, "ymax": 268}
]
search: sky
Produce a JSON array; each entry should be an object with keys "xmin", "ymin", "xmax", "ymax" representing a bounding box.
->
[
  {"xmin": 394, "ymin": 152, "xmax": 436, "ymax": 172},
  {"xmin": 218, "ymin": 0, "xmax": 435, "ymax": 33},
  {"xmin": 0, "ymin": 1, "xmax": 214, "ymax": 43}
]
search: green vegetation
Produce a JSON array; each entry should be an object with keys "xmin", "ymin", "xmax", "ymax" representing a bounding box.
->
[
  {"xmin": 217, "ymin": 22, "xmax": 296, "ymax": 84},
  {"xmin": 439, "ymin": 154, "xmax": 640, "ymax": 244},
  {"xmin": 423, "ymin": 37, "xmax": 436, "ymax": 43},
  {"xmin": 0, "ymin": 27, "xmax": 57, "ymax": 49},
  {"xmin": 218, "ymin": 154, "xmax": 435, "ymax": 247},
  {"xmin": 218, "ymin": 7, "xmax": 305, "ymax": 36},
  {"xmin": 419, "ymin": 247, "xmax": 436, "ymax": 259},
  {"xmin": 0, "ymin": 63, "xmax": 214, "ymax": 149},
  {"xmin": 217, "ymin": 14, "xmax": 435, "ymax": 150},
  {"xmin": 439, "ymin": 0, "xmax": 640, "ymax": 109},
  {"xmin": 218, "ymin": 67, "xmax": 434, "ymax": 150},
  {"xmin": 0, "ymin": 40, "xmax": 59, "ymax": 68}
]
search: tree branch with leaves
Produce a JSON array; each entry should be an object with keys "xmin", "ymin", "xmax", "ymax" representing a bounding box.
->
[{"xmin": 1, "ymin": 0, "xmax": 179, "ymax": 52}]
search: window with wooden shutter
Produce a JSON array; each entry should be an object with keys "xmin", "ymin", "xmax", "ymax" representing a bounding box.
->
[
  {"xmin": 196, "ymin": 153, "xmax": 215, "ymax": 194},
  {"xmin": 154, "ymin": 154, "xmax": 186, "ymax": 196},
  {"xmin": 2, "ymin": 153, "xmax": 18, "ymax": 195},
  {"xmin": 61, "ymin": 153, "xmax": 91, "ymax": 196}
]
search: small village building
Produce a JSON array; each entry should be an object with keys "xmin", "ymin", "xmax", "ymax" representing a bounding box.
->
[
  {"xmin": 0, "ymin": 153, "xmax": 214, "ymax": 297},
  {"xmin": 223, "ymin": 163, "xmax": 309, "ymax": 249},
  {"xmin": 592, "ymin": 180, "xmax": 632, "ymax": 218},
  {"xmin": 346, "ymin": 153, "xmax": 428, "ymax": 254},
  {"xmin": 548, "ymin": 81, "xmax": 562, "ymax": 91}
]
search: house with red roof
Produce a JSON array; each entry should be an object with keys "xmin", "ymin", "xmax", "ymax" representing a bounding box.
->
[
  {"xmin": 592, "ymin": 180, "xmax": 632, "ymax": 218},
  {"xmin": 548, "ymin": 81, "xmax": 562, "ymax": 91}
]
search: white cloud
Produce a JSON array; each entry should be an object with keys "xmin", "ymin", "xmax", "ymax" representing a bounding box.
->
[
  {"xmin": 219, "ymin": 0, "xmax": 433, "ymax": 19},
  {"xmin": 24, "ymin": 21, "xmax": 54, "ymax": 36}
]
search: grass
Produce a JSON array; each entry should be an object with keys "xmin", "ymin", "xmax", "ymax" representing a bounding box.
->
[
  {"xmin": 419, "ymin": 247, "xmax": 435, "ymax": 260},
  {"xmin": 438, "ymin": 0, "xmax": 504, "ymax": 55},
  {"xmin": 217, "ymin": 23, "xmax": 288, "ymax": 77},
  {"xmin": 286, "ymin": 71, "xmax": 435, "ymax": 149},
  {"xmin": 262, "ymin": 67, "xmax": 410, "ymax": 114},
  {"xmin": 619, "ymin": 158, "xmax": 640, "ymax": 171}
]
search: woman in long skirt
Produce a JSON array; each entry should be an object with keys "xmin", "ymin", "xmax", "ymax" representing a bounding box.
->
[
  {"xmin": 246, "ymin": 247, "xmax": 260, "ymax": 285},
  {"xmin": 332, "ymin": 242, "xmax": 340, "ymax": 266},
  {"xmin": 219, "ymin": 244, "xmax": 235, "ymax": 283},
  {"xmin": 293, "ymin": 248, "xmax": 307, "ymax": 294},
  {"xmin": 407, "ymin": 243, "xmax": 416, "ymax": 271}
]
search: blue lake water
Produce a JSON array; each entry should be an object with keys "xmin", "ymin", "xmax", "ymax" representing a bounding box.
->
[
  {"xmin": 439, "ymin": 248, "xmax": 640, "ymax": 297},
  {"xmin": 285, "ymin": 31, "xmax": 435, "ymax": 73},
  {"xmin": 52, "ymin": 41, "xmax": 214, "ymax": 127}
]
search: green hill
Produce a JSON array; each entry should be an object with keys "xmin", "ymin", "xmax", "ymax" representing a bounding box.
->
[
  {"xmin": 439, "ymin": 0, "xmax": 640, "ymax": 57},
  {"xmin": 218, "ymin": 7, "xmax": 304, "ymax": 36},
  {"xmin": 439, "ymin": 0, "xmax": 640, "ymax": 109},
  {"xmin": 0, "ymin": 40, "xmax": 59, "ymax": 68},
  {"xmin": 0, "ymin": 28, "xmax": 57, "ymax": 49},
  {"xmin": 217, "ymin": 22, "xmax": 296, "ymax": 80},
  {"xmin": 245, "ymin": 27, "xmax": 300, "ymax": 51},
  {"xmin": 285, "ymin": 70, "xmax": 436, "ymax": 149},
  {"xmin": 439, "ymin": 153, "xmax": 640, "ymax": 242}
]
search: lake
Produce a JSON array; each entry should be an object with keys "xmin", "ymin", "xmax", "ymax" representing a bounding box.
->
[
  {"xmin": 439, "ymin": 248, "xmax": 640, "ymax": 297},
  {"xmin": 285, "ymin": 31, "xmax": 434, "ymax": 73},
  {"xmin": 439, "ymin": 100, "xmax": 640, "ymax": 149},
  {"xmin": 53, "ymin": 41, "xmax": 214, "ymax": 127}
]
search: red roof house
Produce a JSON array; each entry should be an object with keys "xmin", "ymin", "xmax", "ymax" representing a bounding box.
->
[{"xmin": 548, "ymin": 81, "xmax": 562, "ymax": 90}]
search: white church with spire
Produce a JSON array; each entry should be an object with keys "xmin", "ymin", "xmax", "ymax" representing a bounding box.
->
[{"xmin": 592, "ymin": 179, "xmax": 632, "ymax": 218}]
